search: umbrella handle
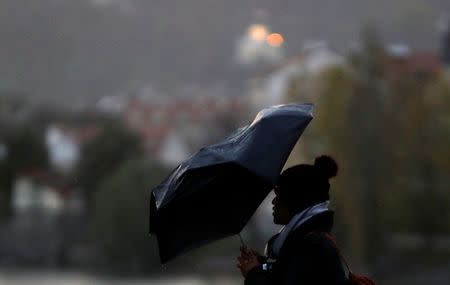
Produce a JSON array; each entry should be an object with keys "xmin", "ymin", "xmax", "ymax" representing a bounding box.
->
[{"xmin": 238, "ymin": 233, "xmax": 247, "ymax": 248}]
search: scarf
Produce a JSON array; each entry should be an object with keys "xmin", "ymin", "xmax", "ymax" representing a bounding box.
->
[{"xmin": 265, "ymin": 201, "xmax": 330, "ymax": 259}]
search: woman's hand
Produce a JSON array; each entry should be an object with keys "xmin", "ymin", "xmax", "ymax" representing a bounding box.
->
[{"xmin": 237, "ymin": 247, "xmax": 261, "ymax": 277}]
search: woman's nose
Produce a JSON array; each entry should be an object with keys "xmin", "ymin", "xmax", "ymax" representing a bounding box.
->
[{"xmin": 272, "ymin": 196, "xmax": 276, "ymax": 205}]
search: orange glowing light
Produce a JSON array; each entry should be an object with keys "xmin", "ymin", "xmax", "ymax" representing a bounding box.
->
[
  {"xmin": 266, "ymin": 33, "xmax": 284, "ymax": 47},
  {"xmin": 248, "ymin": 24, "xmax": 268, "ymax": 42}
]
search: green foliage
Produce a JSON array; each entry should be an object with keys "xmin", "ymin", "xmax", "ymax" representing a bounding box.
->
[
  {"xmin": 0, "ymin": 126, "xmax": 48, "ymax": 220},
  {"xmin": 2, "ymin": 127, "xmax": 48, "ymax": 171},
  {"xmin": 89, "ymin": 158, "xmax": 168, "ymax": 273},
  {"xmin": 74, "ymin": 123, "xmax": 143, "ymax": 210},
  {"xmin": 386, "ymin": 74, "xmax": 450, "ymax": 236}
]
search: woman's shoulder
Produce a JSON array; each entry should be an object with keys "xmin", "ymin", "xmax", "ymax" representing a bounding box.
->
[
  {"xmin": 274, "ymin": 230, "xmax": 343, "ymax": 281},
  {"xmin": 285, "ymin": 230, "xmax": 337, "ymax": 256},
  {"xmin": 304, "ymin": 231, "xmax": 333, "ymax": 246},
  {"xmin": 278, "ymin": 211, "xmax": 336, "ymax": 257}
]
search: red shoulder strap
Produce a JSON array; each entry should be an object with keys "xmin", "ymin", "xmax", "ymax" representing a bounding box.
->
[
  {"xmin": 307, "ymin": 232, "xmax": 376, "ymax": 284},
  {"xmin": 323, "ymin": 233, "xmax": 351, "ymax": 273}
]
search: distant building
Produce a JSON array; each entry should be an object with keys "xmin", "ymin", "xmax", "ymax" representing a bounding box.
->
[
  {"xmin": 384, "ymin": 46, "xmax": 441, "ymax": 83},
  {"xmin": 95, "ymin": 95, "xmax": 126, "ymax": 114},
  {"xmin": 386, "ymin": 44, "xmax": 412, "ymax": 59},
  {"xmin": 12, "ymin": 169, "xmax": 83, "ymax": 215},
  {"xmin": 46, "ymin": 124, "xmax": 100, "ymax": 172},
  {"xmin": 247, "ymin": 41, "xmax": 345, "ymax": 110},
  {"xmin": 159, "ymin": 123, "xmax": 205, "ymax": 166},
  {"xmin": 122, "ymin": 96, "xmax": 249, "ymax": 165},
  {"xmin": 4, "ymin": 169, "xmax": 84, "ymax": 266}
]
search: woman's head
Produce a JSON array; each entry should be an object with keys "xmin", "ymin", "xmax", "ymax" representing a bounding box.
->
[{"xmin": 272, "ymin": 155, "xmax": 338, "ymax": 224}]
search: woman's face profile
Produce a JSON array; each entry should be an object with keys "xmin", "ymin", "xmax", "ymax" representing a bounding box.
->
[{"xmin": 271, "ymin": 191, "xmax": 293, "ymax": 225}]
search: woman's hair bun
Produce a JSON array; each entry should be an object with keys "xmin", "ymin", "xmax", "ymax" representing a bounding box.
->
[{"xmin": 314, "ymin": 155, "xmax": 338, "ymax": 180}]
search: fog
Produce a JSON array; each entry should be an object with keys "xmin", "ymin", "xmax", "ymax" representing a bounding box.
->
[{"xmin": 1, "ymin": 0, "xmax": 449, "ymax": 105}]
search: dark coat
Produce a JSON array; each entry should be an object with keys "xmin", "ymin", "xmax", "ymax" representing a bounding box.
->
[{"xmin": 245, "ymin": 211, "xmax": 348, "ymax": 285}]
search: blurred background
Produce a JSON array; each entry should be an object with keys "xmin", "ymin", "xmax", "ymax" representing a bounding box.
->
[{"xmin": 0, "ymin": 0, "xmax": 449, "ymax": 284}]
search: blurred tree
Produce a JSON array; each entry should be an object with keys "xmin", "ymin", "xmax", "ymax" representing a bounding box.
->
[
  {"xmin": 285, "ymin": 26, "xmax": 392, "ymax": 273},
  {"xmin": 387, "ymin": 70, "xmax": 450, "ymax": 244},
  {"xmin": 0, "ymin": 126, "xmax": 48, "ymax": 220},
  {"xmin": 303, "ymin": 66, "xmax": 360, "ymax": 250},
  {"xmin": 74, "ymin": 123, "xmax": 143, "ymax": 211},
  {"xmin": 285, "ymin": 25, "xmax": 450, "ymax": 276},
  {"xmin": 345, "ymin": 26, "xmax": 389, "ymax": 269},
  {"xmin": 89, "ymin": 158, "xmax": 168, "ymax": 273}
]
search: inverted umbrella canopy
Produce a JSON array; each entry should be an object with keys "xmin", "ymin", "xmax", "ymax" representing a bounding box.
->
[{"xmin": 150, "ymin": 103, "xmax": 313, "ymax": 263}]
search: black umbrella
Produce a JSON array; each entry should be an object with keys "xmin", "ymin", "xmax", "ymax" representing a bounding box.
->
[{"xmin": 149, "ymin": 103, "xmax": 313, "ymax": 263}]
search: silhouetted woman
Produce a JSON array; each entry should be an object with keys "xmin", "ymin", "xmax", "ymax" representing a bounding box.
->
[{"xmin": 237, "ymin": 155, "xmax": 348, "ymax": 285}]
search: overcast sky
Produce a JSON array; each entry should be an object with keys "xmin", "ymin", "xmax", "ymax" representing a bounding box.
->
[{"xmin": 0, "ymin": 0, "xmax": 449, "ymax": 106}]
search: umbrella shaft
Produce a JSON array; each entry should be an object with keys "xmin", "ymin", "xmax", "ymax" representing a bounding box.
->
[{"xmin": 238, "ymin": 233, "xmax": 246, "ymax": 248}]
